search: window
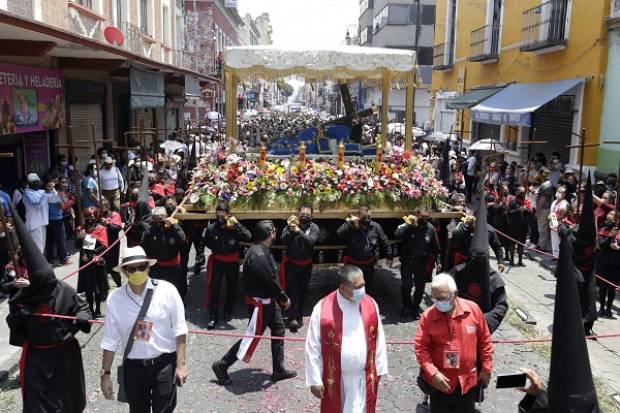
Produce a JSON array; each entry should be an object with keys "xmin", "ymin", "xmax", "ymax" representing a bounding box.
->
[
  {"xmin": 416, "ymin": 46, "xmax": 433, "ymax": 65},
  {"xmin": 504, "ymin": 125, "xmax": 519, "ymax": 152},
  {"xmin": 373, "ymin": 6, "xmax": 388, "ymax": 33},
  {"xmin": 360, "ymin": 27, "xmax": 369, "ymax": 45},
  {"xmin": 444, "ymin": 0, "xmax": 457, "ymax": 65},
  {"xmin": 388, "ymin": 4, "xmax": 410, "ymax": 25},
  {"xmin": 421, "ymin": 5, "xmax": 436, "ymax": 25},
  {"xmin": 140, "ymin": 0, "xmax": 149, "ymax": 34},
  {"xmin": 162, "ymin": 5, "xmax": 170, "ymax": 45},
  {"xmin": 360, "ymin": 0, "xmax": 369, "ymax": 15},
  {"xmin": 77, "ymin": 0, "xmax": 93, "ymax": 9}
]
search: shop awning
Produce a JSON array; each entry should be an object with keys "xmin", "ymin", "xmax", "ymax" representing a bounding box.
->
[
  {"xmin": 447, "ymin": 85, "xmax": 505, "ymax": 110},
  {"xmin": 471, "ymin": 78, "xmax": 582, "ymax": 127},
  {"xmin": 130, "ymin": 68, "xmax": 165, "ymax": 109}
]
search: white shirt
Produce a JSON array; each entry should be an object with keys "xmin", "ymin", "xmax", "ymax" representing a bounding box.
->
[
  {"xmin": 100, "ymin": 279, "xmax": 188, "ymax": 359},
  {"xmin": 23, "ymin": 189, "xmax": 48, "ymax": 231},
  {"xmin": 99, "ymin": 166, "xmax": 121, "ymax": 191},
  {"xmin": 467, "ymin": 156, "xmax": 477, "ymax": 176},
  {"xmin": 305, "ymin": 291, "xmax": 388, "ymax": 413}
]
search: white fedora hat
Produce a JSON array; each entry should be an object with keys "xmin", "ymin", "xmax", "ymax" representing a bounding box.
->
[{"xmin": 112, "ymin": 246, "xmax": 157, "ymax": 273}]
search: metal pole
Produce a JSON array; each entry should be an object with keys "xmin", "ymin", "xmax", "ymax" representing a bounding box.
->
[
  {"xmin": 91, "ymin": 123, "xmax": 102, "ymax": 205},
  {"xmin": 68, "ymin": 127, "xmax": 84, "ymax": 227},
  {"xmin": 381, "ymin": 74, "xmax": 389, "ymax": 148},
  {"xmin": 577, "ymin": 128, "xmax": 586, "ymax": 210}
]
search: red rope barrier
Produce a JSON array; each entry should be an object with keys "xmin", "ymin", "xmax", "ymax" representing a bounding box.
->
[
  {"xmin": 491, "ymin": 226, "xmax": 620, "ymax": 292},
  {"xmin": 31, "ymin": 313, "xmax": 620, "ymax": 345},
  {"xmin": 60, "ymin": 225, "xmax": 133, "ymax": 281}
]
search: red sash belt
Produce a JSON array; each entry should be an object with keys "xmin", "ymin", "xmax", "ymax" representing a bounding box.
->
[
  {"xmin": 204, "ymin": 252, "xmax": 240, "ymax": 308},
  {"xmin": 343, "ymin": 256, "xmax": 376, "ymax": 266},
  {"xmin": 156, "ymin": 254, "xmax": 181, "ymax": 267},
  {"xmin": 278, "ymin": 256, "xmax": 313, "ymax": 292},
  {"xmin": 19, "ymin": 338, "xmax": 74, "ymax": 397},
  {"xmin": 453, "ymin": 252, "xmax": 468, "ymax": 266},
  {"xmin": 236, "ymin": 296, "xmax": 270, "ymax": 363}
]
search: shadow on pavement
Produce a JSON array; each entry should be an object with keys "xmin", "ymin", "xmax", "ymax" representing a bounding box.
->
[{"xmin": 217, "ymin": 368, "xmax": 274, "ymax": 395}]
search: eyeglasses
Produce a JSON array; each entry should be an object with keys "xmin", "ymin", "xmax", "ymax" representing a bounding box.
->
[{"xmin": 124, "ymin": 264, "xmax": 148, "ymax": 273}]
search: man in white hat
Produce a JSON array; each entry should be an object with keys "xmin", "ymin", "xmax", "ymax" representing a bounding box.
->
[
  {"xmin": 23, "ymin": 173, "xmax": 48, "ymax": 253},
  {"xmin": 99, "ymin": 156, "xmax": 125, "ymax": 212},
  {"xmin": 100, "ymin": 246, "xmax": 188, "ymax": 412}
]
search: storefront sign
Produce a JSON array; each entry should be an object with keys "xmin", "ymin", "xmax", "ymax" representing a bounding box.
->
[
  {"xmin": 0, "ymin": 63, "xmax": 65, "ymax": 136},
  {"xmin": 23, "ymin": 132, "xmax": 50, "ymax": 176}
]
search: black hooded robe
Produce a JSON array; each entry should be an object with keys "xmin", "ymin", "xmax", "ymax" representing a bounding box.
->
[{"xmin": 7, "ymin": 280, "xmax": 92, "ymax": 413}]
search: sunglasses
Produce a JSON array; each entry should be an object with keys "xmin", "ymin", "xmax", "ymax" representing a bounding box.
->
[{"xmin": 124, "ymin": 263, "xmax": 148, "ymax": 273}]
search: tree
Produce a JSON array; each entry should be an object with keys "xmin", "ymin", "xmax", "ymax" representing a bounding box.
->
[{"xmin": 278, "ymin": 79, "xmax": 294, "ymax": 97}]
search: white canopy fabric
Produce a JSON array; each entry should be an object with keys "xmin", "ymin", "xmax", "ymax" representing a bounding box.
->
[
  {"xmin": 224, "ymin": 45, "xmax": 417, "ymax": 80},
  {"xmin": 471, "ymin": 78, "xmax": 583, "ymax": 127},
  {"xmin": 467, "ymin": 138, "xmax": 508, "ymax": 153}
]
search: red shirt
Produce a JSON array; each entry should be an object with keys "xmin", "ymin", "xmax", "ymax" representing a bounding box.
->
[{"xmin": 415, "ymin": 297, "xmax": 493, "ymax": 395}]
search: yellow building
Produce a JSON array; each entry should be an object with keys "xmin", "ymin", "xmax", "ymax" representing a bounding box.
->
[{"xmin": 431, "ymin": 0, "xmax": 610, "ymax": 171}]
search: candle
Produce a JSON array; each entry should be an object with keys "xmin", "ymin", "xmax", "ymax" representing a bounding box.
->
[
  {"xmin": 375, "ymin": 135, "xmax": 382, "ymax": 173},
  {"xmin": 337, "ymin": 142, "xmax": 345, "ymax": 170},
  {"xmin": 299, "ymin": 142, "xmax": 307, "ymax": 169},
  {"xmin": 259, "ymin": 145, "xmax": 267, "ymax": 168}
]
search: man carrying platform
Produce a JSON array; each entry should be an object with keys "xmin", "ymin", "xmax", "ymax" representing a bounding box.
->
[
  {"xmin": 337, "ymin": 205, "xmax": 392, "ymax": 294},
  {"xmin": 203, "ymin": 203, "xmax": 252, "ymax": 329},
  {"xmin": 280, "ymin": 205, "xmax": 320, "ymax": 333}
]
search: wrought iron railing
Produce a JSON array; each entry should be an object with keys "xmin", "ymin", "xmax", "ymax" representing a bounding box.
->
[
  {"xmin": 6, "ymin": 0, "xmax": 35, "ymax": 19},
  {"xmin": 432, "ymin": 42, "xmax": 452, "ymax": 69},
  {"xmin": 521, "ymin": 0, "xmax": 569, "ymax": 52},
  {"xmin": 175, "ymin": 49, "xmax": 197, "ymax": 71},
  {"xmin": 120, "ymin": 21, "xmax": 155, "ymax": 59},
  {"xmin": 67, "ymin": 2, "xmax": 103, "ymax": 41},
  {"xmin": 469, "ymin": 24, "xmax": 500, "ymax": 61}
]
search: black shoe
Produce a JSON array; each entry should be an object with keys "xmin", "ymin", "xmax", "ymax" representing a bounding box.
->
[
  {"xmin": 289, "ymin": 319, "xmax": 299, "ymax": 333},
  {"xmin": 212, "ymin": 361, "xmax": 232, "ymax": 385},
  {"xmin": 604, "ymin": 309, "xmax": 614, "ymax": 318},
  {"xmin": 206, "ymin": 318, "xmax": 218, "ymax": 330},
  {"xmin": 585, "ymin": 329, "xmax": 597, "ymax": 340},
  {"xmin": 598, "ymin": 308, "xmax": 606, "ymax": 317},
  {"xmin": 223, "ymin": 311, "xmax": 233, "ymax": 322},
  {"xmin": 271, "ymin": 369, "xmax": 297, "ymax": 382},
  {"xmin": 296, "ymin": 319, "xmax": 304, "ymax": 329}
]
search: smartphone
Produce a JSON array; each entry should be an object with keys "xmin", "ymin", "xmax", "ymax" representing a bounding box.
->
[{"xmin": 496, "ymin": 373, "xmax": 527, "ymax": 389}]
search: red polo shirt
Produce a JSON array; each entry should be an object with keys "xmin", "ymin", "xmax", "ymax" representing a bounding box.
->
[{"xmin": 414, "ymin": 297, "xmax": 493, "ymax": 395}]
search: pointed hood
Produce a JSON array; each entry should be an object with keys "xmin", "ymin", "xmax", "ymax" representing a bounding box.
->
[
  {"xmin": 188, "ymin": 135, "xmax": 198, "ymax": 170},
  {"xmin": 453, "ymin": 196, "xmax": 491, "ymax": 311},
  {"xmin": 9, "ymin": 205, "xmax": 58, "ymax": 305},
  {"xmin": 548, "ymin": 232, "xmax": 600, "ymax": 412},
  {"xmin": 440, "ymin": 139, "xmax": 451, "ymax": 186},
  {"xmin": 135, "ymin": 167, "xmax": 151, "ymax": 222},
  {"xmin": 577, "ymin": 171, "xmax": 596, "ymax": 244}
]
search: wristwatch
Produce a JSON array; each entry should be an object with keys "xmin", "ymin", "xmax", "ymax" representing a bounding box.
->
[{"xmin": 99, "ymin": 369, "xmax": 111, "ymax": 377}]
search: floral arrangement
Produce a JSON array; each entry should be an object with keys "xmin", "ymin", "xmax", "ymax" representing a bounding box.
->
[{"xmin": 191, "ymin": 150, "xmax": 448, "ymax": 211}]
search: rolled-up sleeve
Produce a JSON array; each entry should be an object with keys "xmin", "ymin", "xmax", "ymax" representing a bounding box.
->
[{"xmin": 100, "ymin": 296, "xmax": 122, "ymax": 352}]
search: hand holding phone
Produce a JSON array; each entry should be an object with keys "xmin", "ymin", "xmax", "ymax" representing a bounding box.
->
[{"xmin": 496, "ymin": 372, "xmax": 527, "ymax": 389}]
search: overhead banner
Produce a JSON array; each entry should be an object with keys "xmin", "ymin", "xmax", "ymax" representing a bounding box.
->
[
  {"xmin": 130, "ymin": 68, "xmax": 165, "ymax": 109},
  {"xmin": 0, "ymin": 63, "xmax": 65, "ymax": 136}
]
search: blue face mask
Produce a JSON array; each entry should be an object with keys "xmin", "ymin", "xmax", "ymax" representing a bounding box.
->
[
  {"xmin": 351, "ymin": 286, "xmax": 366, "ymax": 302},
  {"xmin": 433, "ymin": 295, "xmax": 454, "ymax": 313}
]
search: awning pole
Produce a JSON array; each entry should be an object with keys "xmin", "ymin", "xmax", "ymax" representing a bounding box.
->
[
  {"xmin": 381, "ymin": 73, "xmax": 389, "ymax": 150},
  {"xmin": 225, "ymin": 67, "xmax": 236, "ymax": 143},
  {"xmin": 405, "ymin": 70, "xmax": 415, "ymax": 151}
]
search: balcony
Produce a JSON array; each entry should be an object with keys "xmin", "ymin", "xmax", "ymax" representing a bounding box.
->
[
  {"xmin": 607, "ymin": 0, "xmax": 620, "ymax": 29},
  {"xmin": 521, "ymin": 0, "xmax": 569, "ymax": 54},
  {"xmin": 67, "ymin": 1, "xmax": 106, "ymax": 41},
  {"xmin": 5, "ymin": 0, "xmax": 35, "ymax": 19},
  {"xmin": 469, "ymin": 25, "xmax": 500, "ymax": 63},
  {"xmin": 120, "ymin": 21, "xmax": 155, "ymax": 59},
  {"xmin": 432, "ymin": 43, "xmax": 453, "ymax": 71},
  {"xmin": 175, "ymin": 50, "xmax": 198, "ymax": 72}
]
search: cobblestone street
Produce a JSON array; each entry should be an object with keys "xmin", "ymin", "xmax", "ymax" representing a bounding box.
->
[{"xmin": 1, "ymin": 259, "xmax": 553, "ymax": 412}]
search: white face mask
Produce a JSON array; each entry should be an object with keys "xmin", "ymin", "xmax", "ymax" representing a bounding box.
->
[{"xmin": 555, "ymin": 192, "xmax": 565, "ymax": 200}]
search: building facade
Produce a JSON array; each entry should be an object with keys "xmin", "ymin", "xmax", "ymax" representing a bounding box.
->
[
  {"xmin": 598, "ymin": 0, "xmax": 620, "ymax": 174},
  {"xmin": 358, "ymin": 0, "xmax": 436, "ymax": 126},
  {"xmin": 431, "ymin": 0, "xmax": 609, "ymax": 171},
  {"xmin": 0, "ymin": 0, "xmax": 216, "ymax": 185}
]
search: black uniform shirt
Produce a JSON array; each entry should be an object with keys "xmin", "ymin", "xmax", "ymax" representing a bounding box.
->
[
  {"xmin": 281, "ymin": 222, "xmax": 320, "ymax": 260},
  {"xmin": 141, "ymin": 223, "xmax": 186, "ymax": 261},
  {"xmin": 394, "ymin": 221, "xmax": 440, "ymax": 260},
  {"xmin": 336, "ymin": 221, "xmax": 392, "ymax": 261},
  {"xmin": 203, "ymin": 221, "xmax": 252, "ymax": 255},
  {"xmin": 242, "ymin": 243, "xmax": 288, "ymax": 303}
]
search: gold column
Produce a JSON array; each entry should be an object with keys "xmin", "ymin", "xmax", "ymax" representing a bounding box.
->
[
  {"xmin": 405, "ymin": 69, "xmax": 415, "ymax": 151},
  {"xmin": 225, "ymin": 68, "xmax": 237, "ymax": 142},
  {"xmin": 380, "ymin": 73, "xmax": 389, "ymax": 146}
]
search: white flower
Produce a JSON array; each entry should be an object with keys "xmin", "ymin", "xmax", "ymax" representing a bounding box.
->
[{"xmin": 367, "ymin": 178, "xmax": 374, "ymax": 189}]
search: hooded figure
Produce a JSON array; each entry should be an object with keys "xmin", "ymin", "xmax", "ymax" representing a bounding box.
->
[
  {"xmin": 547, "ymin": 232, "xmax": 600, "ymax": 412},
  {"xmin": 439, "ymin": 139, "xmax": 451, "ymax": 188},
  {"xmin": 126, "ymin": 170, "xmax": 152, "ymax": 247},
  {"xmin": 452, "ymin": 196, "xmax": 508, "ymax": 333},
  {"xmin": 6, "ymin": 206, "xmax": 92, "ymax": 413},
  {"xmin": 562, "ymin": 172, "xmax": 598, "ymax": 335}
]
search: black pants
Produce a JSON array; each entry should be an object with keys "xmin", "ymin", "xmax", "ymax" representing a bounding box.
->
[
  {"xmin": 150, "ymin": 265, "xmax": 186, "ymax": 301},
  {"xmin": 430, "ymin": 383, "xmax": 476, "ymax": 413},
  {"xmin": 464, "ymin": 175, "xmax": 476, "ymax": 203},
  {"xmin": 356, "ymin": 262, "xmax": 376, "ymax": 293},
  {"xmin": 285, "ymin": 262, "xmax": 312, "ymax": 322},
  {"xmin": 400, "ymin": 256, "xmax": 430, "ymax": 309},
  {"xmin": 124, "ymin": 352, "xmax": 177, "ymax": 413},
  {"xmin": 221, "ymin": 302, "xmax": 286, "ymax": 373},
  {"xmin": 46, "ymin": 219, "xmax": 68, "ymax": 262},
  {"xmin": 209, "ymin": 260, "xmax": 240, "ymax": 317}
]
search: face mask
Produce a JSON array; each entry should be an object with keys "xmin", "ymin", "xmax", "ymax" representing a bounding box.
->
[
  {"xmin": 351, "ymin": 286, "xmax": 365, "ymax": 302},
  {"xmin": 165, "ymin": 205, "xmax": 176, "ymax": 216},
  {"xmin": 361, "ymin": 217, "xmax": 371, "ymax": 225},
  {"xmin": 127, "ymin": 270, "xmax": 148, "ymax": 286},
  {"xmin": 300, "ymin": 215, "xmax": 312, "ymax": 226},
  {"xmin": 605, "ymin": 220, "xmax": 614, "ymax": 229},
  {"xmin": 434, "ymin": 298, "xmax": 453, "ymax": 313},
  {"xmin": 217, "ymin": 216, "xmax": 226, "ymax": 225},
  {"xmin": 29, "ymin": 182, "xmax": 42, "ymax": 190},
  {"xmin": 85, "ymin": 218, "xmax": 96, "ymax": 227},
  {"xmin": 555, "ymin": 192, "xmax": 564, "ymax": 200}
]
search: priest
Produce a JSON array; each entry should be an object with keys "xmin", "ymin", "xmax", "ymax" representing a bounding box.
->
[
  {"xmin": 305, "ymin": 265, "xmax": 388, "ymax": 413},
  {"xmin": 6, "ymin": 206, "xmax": 92, "ymax": 412}
]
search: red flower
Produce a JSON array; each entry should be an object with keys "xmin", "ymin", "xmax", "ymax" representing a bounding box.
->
[{"xmin": 403, "ymin": 150, "xmax": 412, "ymax": 160}]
